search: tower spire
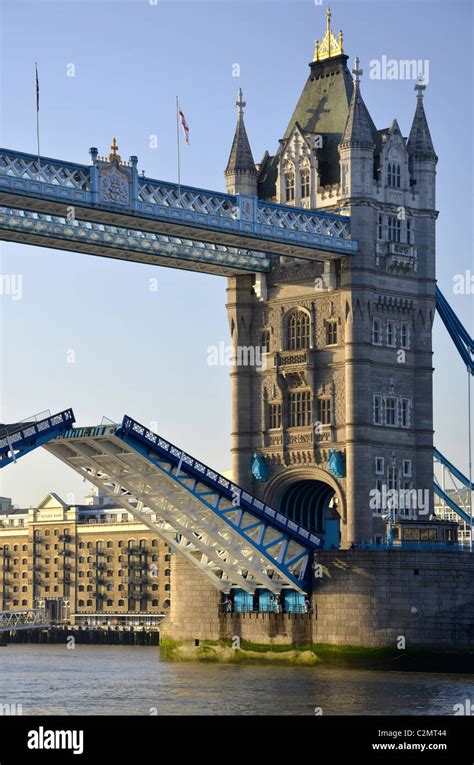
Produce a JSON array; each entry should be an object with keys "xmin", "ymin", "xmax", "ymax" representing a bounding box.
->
[
  {"xmin": 407, "ymin": 76, "xmax": 437, "ymax": 160},
  {"xmin": 340, "ymin": 57, "xmax": 374, "ymax": 148},
  {"xmin": 313, "ymin": 6, "xmax": 344, "ymax": 61},
  {"xmin": 224, "ymin": 89, "xmax": 257, "ymax": 195}
]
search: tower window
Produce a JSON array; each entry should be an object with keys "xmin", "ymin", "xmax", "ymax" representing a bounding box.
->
[
  {"xmin": 317, "ymin": 398, "xmax": 331, "ymax": 425},
  {"xmin": 261, "ymin": 330, "xmax": 270, "ymax": 353},
  {"xmin": 375, "ymin": 457, "xmax": 385, "ymax": 475},
  {"xmin": 287, "ymin": 310, "xmax": 310, "ymax": 350},
  {"xmin": 385, "ymin": 397, "xmax": 397, "ymax": 426},
  {"xmin": 325, "ymin": 321, "xmax": 338, "ymax": 346},
  {"xmin": 406, "ymin": 218, "xmax": 412, "ymax": 244},
  {"xmin": 289, "ymin": 391, "xmax": 311, "ymax": 428},
  {"xmin": 373, "ymin": 395, "xmax": 383, "ymax": 425},
  {"xmin": 400, "ymin": 322, "xmax": 410, "ymax": 350},
  {"xmin": 388, "ymin": 466, "xmax": 399, "ymax": 491},
  {"xmin": 372, "ymin": 318, "xmax": 382, "ymax": 345},
  {"xmin": 386, "ymin": 320, "xmax": 396, "ymax": 347},
  {"xmin": 377, "ymin": 213, "xmax": 383, "ymax": 240},
  {"xmin": 285, "ymin": 172, "xmax": 295, "ymax": 202},
  {"xmin": 400, "ymin": 399, "xmax": 411, "ymax": 428},
  {"xmin": 300, "ymin": 168, "xmax": 310, "ymax": 199},
  {"xmin": 388, "ymin": 216, "xmax": 401, "ymax": 242},
  {"xmin": 388, "ymin": 163, "xmax": 401, "ymax": 187},
  {"xmin": 268, "ymin": 403, "xmax": 282, "ymax": 430},
  {"xmin": 403, "ymin": 459, "xmax": 412, "ymax": 477}
]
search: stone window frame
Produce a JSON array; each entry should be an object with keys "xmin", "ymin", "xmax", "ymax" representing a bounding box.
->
[
  {"xmin": 268, "ymin": 402, "xmax": 282, "ymax": 430},
  {"xmin": 403, "ymin": 459, "xmax": 412, "ymax": 477},
  {"xmin": 387, "ymin": 162, "xmax": 401, "ymax": 188},
  {"xmin": 372, "ymin": 318, "xmax": 383, "ymax": 345},
  {"xmin": 385, "ymin": 396, "xmax": 397, "ymax": 426},
  {"xmin": 286, "ymin": 308, "xmax": 311, "ymax": 351},
  {"xmin": 317, "ymin": 397, "xmax": 332, "ymax": 426},
  {"xmin": 285, "ymin": 170, "xmax": 295, "ymax": 202},
  {"xmin": 288, "ymin": 390, "xmax": 312, "ymax": 428},
  {"xmin": 325, "ymin": 320, "xmax": 338, "ymax": 346},
  {"xmin": 400, "ymin": 322, "xmax": 411, "ymax": 350},
  {"xmin": 388, "ymin": 215, "xmax": 401, "ymax": 243},
  {"xmin": 386, "ymin": 320, "xmax": 396, "ymax": 348},
  {"xmin": 375, "ymin": 456, "xmax": 385, "ymax": 475}
]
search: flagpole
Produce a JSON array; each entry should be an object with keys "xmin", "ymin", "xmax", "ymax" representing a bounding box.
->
[
  {"xmin": 176, "ymin": 96, "xmax": 181, "ymax": 206},
  {"xmin": 35, "ymin": 62, "xmax": 41, "ymax": 181}
]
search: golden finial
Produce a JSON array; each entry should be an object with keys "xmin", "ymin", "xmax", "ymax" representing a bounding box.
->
[
  {"xmin": 108, "ymin": 137, "xmax": 121, "ymax": 163},
  {"xmin": 313, "ymin": 7, "xmax": 344, "ymax": 62}
]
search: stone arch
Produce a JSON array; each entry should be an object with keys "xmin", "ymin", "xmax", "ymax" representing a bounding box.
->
[{"xmin": 264, "ymin": 467, "xmax": 345, "ymax": 549}]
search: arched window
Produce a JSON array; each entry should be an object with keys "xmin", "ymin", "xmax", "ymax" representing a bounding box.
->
[
  {"xmin": 261, "ymin": 330, "xmax": 270, "ymax": 353},
  {"xmin": 285, "ymin": 171, "xmax": 295, "ymax": 202},
  {"xmin": 300, "ymin": 167, "xmax": 310, "ymax": 198},
  {"xmin": 287, "ymin": 310, "xmax": 311, "ymax": 350},
  {"xmin": 118, "ymin": 599, "xmax": 125, "ymax": 607},
  {"xmin": 152, "ymin": 599, "xmax": 159, "ymax": 607}
]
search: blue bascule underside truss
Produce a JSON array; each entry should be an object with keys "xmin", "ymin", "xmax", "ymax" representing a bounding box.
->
[
  {"xmin": 0, "ymin": 409, "xmax": 75, "ymax": 467},
  {"xmin": 436, "ymin": 287, "xmax": 474, "ymax": 374},
  {"xmin": 35, "ymin": 415, "xmax": 320, "ymax": 593},
  {"xmin": 434, "ymin": 447, "xmax": 473, "ymax": 525}
]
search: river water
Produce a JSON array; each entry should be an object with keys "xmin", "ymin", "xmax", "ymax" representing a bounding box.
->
[{"xmin": 0, "ymin": 645, "xmax": 472, "ymax": 716}]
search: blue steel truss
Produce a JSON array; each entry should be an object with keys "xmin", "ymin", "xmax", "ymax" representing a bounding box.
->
[
  {"xmin": 434, "ymin": 447, "xmax": 473, "ymax": 525},
  {"xmin": 0, "ymin": 147, "xmax": 357, "ymax": 264},
  {"xmin": 117, "ymin": 415, "xmax": 321, "ymax": 553},
  {"xmin": 0, "ymin": 409, "xmax": 75, "ymax": 467},
  {"xmin": 436, "ymin": 287, "xmax": 474, "ymax": 374}
]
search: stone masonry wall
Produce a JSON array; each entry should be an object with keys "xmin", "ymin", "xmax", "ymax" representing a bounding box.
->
[{"xmin": 160, "ymin": 551, "xmax": 474, "ymax": 649}]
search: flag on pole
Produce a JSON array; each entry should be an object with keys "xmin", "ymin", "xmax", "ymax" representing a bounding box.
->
[
  {"xmin": 178, "ymin": 108, "xmax": 190, "ymax": 145},
  {"xmin": 35, "ymin": 62, "xmax": 40, "ymax": 112}
]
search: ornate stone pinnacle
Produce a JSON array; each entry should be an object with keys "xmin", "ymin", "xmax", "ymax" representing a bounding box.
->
[
  {"xmin": 236, "ymin": 88, "xmax": 246, "ymax": 116},
  {"xmin": 352, "ymin": 57, "xmax": 363, "ymax": 84},
  {"xmin": 415, "ymin": 74, "xmax": 426, "ymax": 98}
]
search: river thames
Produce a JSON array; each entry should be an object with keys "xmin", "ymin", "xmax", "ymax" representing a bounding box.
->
[{"xmin": 0, "ymin": 645, "xmax": 472, "ymax": 716}]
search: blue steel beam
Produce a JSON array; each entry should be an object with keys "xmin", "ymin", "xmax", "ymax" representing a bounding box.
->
[
  {"xmin": 434, "ymin": 482, "xmax": 471, "ymax": 525},
  {"xmin": 0, "ymin": 409, "xmax": 75, "ymax": 467},
  {"xmin": 0, "ymin": 147, "xmax": 357, "ymax": 262},
  {"xmin": 436, "ymin": 287, "xmax": 473, "ymax": 373}
]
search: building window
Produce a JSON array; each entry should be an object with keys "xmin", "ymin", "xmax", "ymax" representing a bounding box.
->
[
  {"xmin": 152, "ymin": 540, "xmax": 158, "ymax": 548},
  {"xmin": 372, "ymin": 318, "xmax": 382, "ymax": 345},
  {"xmin": 261, "ymin": 330, "xmax": 270, "ymax": 353},
  {"xmin": 400, "ymin": 322, "xmax": 410, "ymax": 350},
  {"xmin": 325, "ymin": 321, "xmax": 337, "ymax": 346},
  {"xmin": 317, "ymin": 398, "xmax": 331, "ymax": 425},
  {"xmin": 388, "ymin": 466, "xmax": 399, "ymax": 491},
  {"xmin": 300, "ymin": 168, "xmax": 310, "ymax": 198},
  {"xmin": 388, "ymin": 162, "xmax": 401, "ymax": 187},
  {"xmin": 118, "ymin": 599, "xmax": 124, "ymax": 607},
  {"xmin": 78, "ymin": 600, "xmax": 84, "ymax": 607},
  {"xmin": 385, "ymin": 397, "xmax": 397, "ymax": 426},
  {"xmin": 268, "ymin": 403, "xmax": 282, "ymax": 430},
  {"xmin": 377, "ymin": 213, "xmax": 383, "ymax": 240},
  {"xmin": 386, "ymin": 321, "xmax": 396, "ymax": 347},
  {"xmin": 375, "ymin": 457, "xmax": 385, "ymax": 475},
  {"xmin": 388, "ymin": 216, "xmax": 401, "ymax": 242},
  {"xmin": 285, "ymin": 172, "xmax": 295, "ymax": 202},
  {"xmin": 87, "ymin": 599, "xmax": 93, "ymax": 607},
  {"xmin": 400, "ymin": 398, "xmax": 411, "ymax": 428},
  {"xmin": 373, "ymin": 395, "xmax": 383, "ymax": 425},
  {"xmin": 289, "ymin": 391, "xmax": 311, "ymax": 427},
  {"xmin": 406, "ymin": 218, "xmax": 412, "ymax": 244},
  {"xmin": 107, "ymin": 599, "xmax": 113, "ymax": 607},
  {"xmin": 403, "ymin": 459, "xmax": 412, "ymax": 477},
  {"xmin": 152, "ymin": 599, "xmax": 159, "ymax": 607},
  {"xmin": 287, "ymin": 310, "xmax": 310, "ymax": 350}
]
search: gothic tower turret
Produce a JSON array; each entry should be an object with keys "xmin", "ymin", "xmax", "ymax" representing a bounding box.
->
[{"xmin": 225, "ymin": 89, "xmax": 257, "ymax": 196}]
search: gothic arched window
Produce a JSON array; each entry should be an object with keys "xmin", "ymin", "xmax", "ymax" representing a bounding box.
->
[
  {"xmin": 300, "ymin": 167, "xmax": 310, "ymax": 198},
  {"xmin": 287, "ymin": 309, "xmax": 311, "ymax": 350},
  {"xmin": 285, "ymin": 171, "xmax": 295, "ymax": 202}
]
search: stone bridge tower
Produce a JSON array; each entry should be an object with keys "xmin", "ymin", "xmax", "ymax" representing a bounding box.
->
[{"xmin": 225, "ymin": 10, "xmax": 437, "ymax": 548}]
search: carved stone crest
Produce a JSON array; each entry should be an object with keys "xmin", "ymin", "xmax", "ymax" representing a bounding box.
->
[{"xmin": 99, "ymin": 165, "xmax": 130, "ymax": 206}]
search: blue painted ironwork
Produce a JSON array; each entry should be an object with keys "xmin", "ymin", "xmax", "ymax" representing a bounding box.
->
[
  {"xmin": 434, "ymin": 447, "xmax": 473, "ymax": 525},
  {"xmin": 0, "ymin": 147, "xmax": 357, "ymax": 260},
  {"xmin": 436, "ymin": 287, "xmax": 474, "ymax": 373},
  {"xmin": 251, "ymin": 452, "xmax": 269, "ymax": 481},
  {"xmin": 328, "ymin": 449, "xmax": 346, "ymax": 478},
  {"xmin": 0, "ymin": 206, "xmax": 270, "ymax": 275},
  {"xmin": 117, "ymin": 415, "xmax": 321, "ymax": 551},
  {"xmin": 0, "ymin": 409, "xmax": 75, "ymax": 467}
]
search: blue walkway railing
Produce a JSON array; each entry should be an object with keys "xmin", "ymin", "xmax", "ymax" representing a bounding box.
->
[{"xmin": 0, "ymin": 409, "xmax": 75, "ymax": 467}]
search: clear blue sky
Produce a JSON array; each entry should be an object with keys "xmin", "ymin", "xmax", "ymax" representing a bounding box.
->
[{"xmin": 0, "ymin": 0, "xmax": 472, "ymax": 507}]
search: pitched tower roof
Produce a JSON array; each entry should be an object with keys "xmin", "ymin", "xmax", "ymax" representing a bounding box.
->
[
  {"xmin": 340, "ymin": 57, "xmax": 376, "ymax": 149},
  {"xmin": 225, "ymin": 89, "xmax": 256, "ymax": 176},
  {"xmin": 407, "ymin": 76, "xmax": 437, "ymax": 160}
]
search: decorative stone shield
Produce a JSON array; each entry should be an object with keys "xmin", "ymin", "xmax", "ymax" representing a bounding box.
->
[{"xmin": 99, "ymin": 164, "xmax": 130, "ymax": 206}]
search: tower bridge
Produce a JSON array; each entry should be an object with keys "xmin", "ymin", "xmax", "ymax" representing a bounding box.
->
[{"xmin": 1, "ymin": 10, "xmax": 473, "ymax": 646}]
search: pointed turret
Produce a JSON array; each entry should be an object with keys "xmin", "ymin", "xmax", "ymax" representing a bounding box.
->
[
  {"xmin": 407, "ymin": 76, "xmax": 437, "ymax": 161},
  {"xmin": 407, "ymin": 76, "xmax": 437, "ymax": 209},
  {"xmin": 340, "ymin": 58, "xmax": 375, "ymax": 149},
  {"xmin": 225, "ymin": 89, "xmax": 257, "ymax": 195},
  {"xmin": 338, "ymin": 58, "xmax": 375, "ymax": 199}
]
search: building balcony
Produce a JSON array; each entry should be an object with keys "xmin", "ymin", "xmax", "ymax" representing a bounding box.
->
[
  {"xmin": 58, "ymin": 548, "xmax": 72, "ymax": 557},
  {"xmin": 376, "ymin": 241, "xmax": 417, "ymax": 272},
  {"xmin": 58, "ymin": 534, "xmax": 71, "ymax": 542},
  {"xmin": 276, "ymin": 349, "xmax": 310, "ymax": 368},
  {"xmin": 313, "ymin": 423, "xmax": 334, "ymax": 444},
  {"xmin": 95, "ymin": 562, "xmax": 106, "ymax": 571}
]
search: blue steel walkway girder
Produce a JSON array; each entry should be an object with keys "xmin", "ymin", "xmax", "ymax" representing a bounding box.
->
[
  {"xmin": 43, "ymin": 416, "xmax": 320, "ymax": 594},
  {"xmin": 0, "ymin": 409, "xmax": 75, "ymax": 467},
  {"xmin": 0, "ymin": 147, "xmax": 357, "ymax": 273}
]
